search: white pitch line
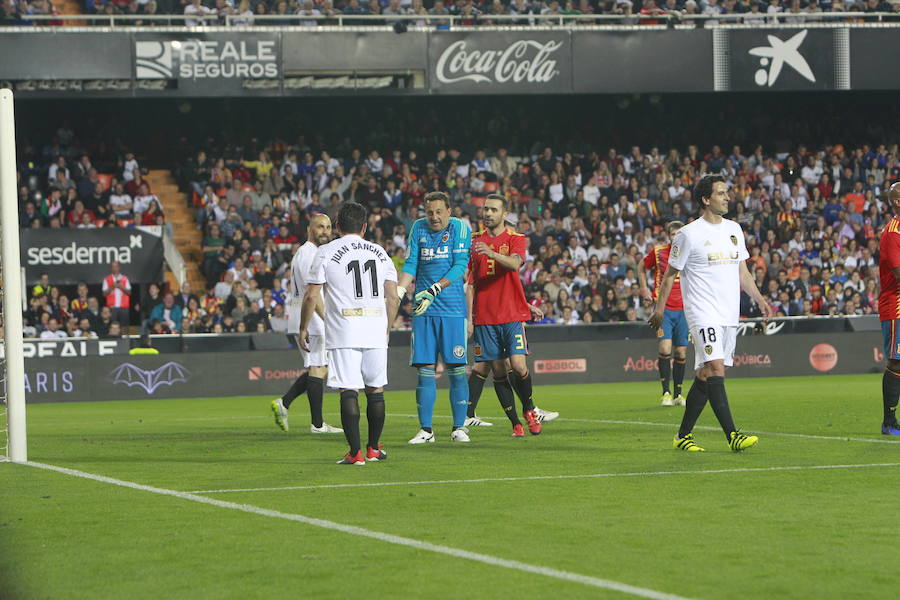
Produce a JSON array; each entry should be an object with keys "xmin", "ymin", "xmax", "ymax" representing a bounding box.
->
[
  {"xmin": 23, "ymin": 461, "xmax": 689, "ymax": 600},
  {"xmin": 187, "ymin": 462, "xmax": 900, "ymax": 495},
  {"xmin": 386, "ymin": 413, "xmax": 900, "ymax": 446}
]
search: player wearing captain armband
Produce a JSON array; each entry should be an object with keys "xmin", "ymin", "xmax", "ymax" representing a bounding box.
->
[{"xmin": 396, "ymin": 191, "xmax": 472, "ymax": 444}]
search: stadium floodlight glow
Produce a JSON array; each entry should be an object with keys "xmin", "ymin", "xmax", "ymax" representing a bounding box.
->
[{"xmin": 0, "ymin": 88, "xmax": 27, "ymax": 463}]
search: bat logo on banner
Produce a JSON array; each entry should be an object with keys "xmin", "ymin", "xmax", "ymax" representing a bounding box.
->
[{"xmin": 109, "ymin": 362, "xmax": 190, "ymax": 394}]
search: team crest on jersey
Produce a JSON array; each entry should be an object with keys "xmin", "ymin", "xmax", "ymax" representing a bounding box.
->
[
  {"xmin": 704, "ymin": 345, "xmax": 713, "ymax": 355},
  {"xmin": 730, "ymin": 235, "xmax": 738, "ymax": 246},
  {"xmin": 657, "ymin": 328, "xmax": 664, "ymax": 338},
  {"xmin": 499, "ymin": 244, "xmax": 510, "ymax": 255},
  {"xmin": 453, "ymin": 345, "xmax": 465, "ymax": 358},
  {"xmin": 672, "ymin": 245, "xmax": 680, "ymax": 258},
  {"xmin": 474, "ymin": 344, "xmax": 482, "ymax": 357},
  {"xmin": 441, "ymin": 231, "xmax": 450, "ymax": 243}
]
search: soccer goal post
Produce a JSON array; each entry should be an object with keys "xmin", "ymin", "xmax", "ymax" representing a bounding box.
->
[{"xmin": 1, "ymin": 88, "xmax": 27, "ymax": 463}]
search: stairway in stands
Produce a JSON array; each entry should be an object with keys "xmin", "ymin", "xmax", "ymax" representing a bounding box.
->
[{"xmin": 146, "ymin": 170, "xmax": 208, "ymax": 294}]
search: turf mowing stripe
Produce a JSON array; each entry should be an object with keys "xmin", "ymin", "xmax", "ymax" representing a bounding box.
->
[
  {"xmin": 187, "ymin": 462, "xmax": 900, "ymax": 494},
  {"xmin": 46, "ymin": 413, "xmax": 900, "ymax": 445},
  {"xmin": 386, "ymin": 413, "xmax": 900, "ymax": 445},
  {"xmin": 548, "ymin": 417, "xmax": 900, "ymax": 445},
  {"xmin": 22, "ymin": 461, "xmax": 690, "ymax": 600}
]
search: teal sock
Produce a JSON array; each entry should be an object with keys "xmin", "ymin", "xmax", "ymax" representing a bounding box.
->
[
  {"xmin": 448, "ymin": 366, "xmax": 468, "ymax": 429},
  {"xmin": 416, "ymin": 367, "xmax": 436, "ymax": 430}
]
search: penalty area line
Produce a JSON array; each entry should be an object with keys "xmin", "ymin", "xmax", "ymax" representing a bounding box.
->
[
  {"xmin": 187, "ymin": 462, "xmax": 900, "ymax": 494},
  {"xmin": 23, "ymin": 461, "xmax": 689, "ymax": 600}
]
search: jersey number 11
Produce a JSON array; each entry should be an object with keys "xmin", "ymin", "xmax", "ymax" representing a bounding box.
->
[{"xmin": 347, "ymin": 259, "xmax": 379, "ymax": 298}]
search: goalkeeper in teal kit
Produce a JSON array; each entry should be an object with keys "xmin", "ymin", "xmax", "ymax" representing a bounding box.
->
[{"xmin": 397, "ymin": 191, "xmax": 472, "ymax": 444}]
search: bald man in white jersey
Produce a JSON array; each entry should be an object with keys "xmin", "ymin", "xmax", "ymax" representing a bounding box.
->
[{"xmin": 271, "ymin": 213, "xmax": 343, "ymax": 435}]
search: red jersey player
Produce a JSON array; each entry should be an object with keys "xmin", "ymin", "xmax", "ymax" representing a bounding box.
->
[
  {"xmin": 465, "ymin": 195, "xmax": 542, "ymax": 436},
  {"xmin": 638, "ymin": 221, "xmax": 688, "ymax": 407},
  {"xmin": 877, "ymin": 182, "xmax": 900, "ymax": 435}
]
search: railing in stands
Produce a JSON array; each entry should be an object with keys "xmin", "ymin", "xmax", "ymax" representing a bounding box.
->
[
  {"xmin": 161, "ymin": 229, "xmax": 187, "ymax": 289},
  {"xmin": 5, "ymin": 12, "xmax": 899, "ymax": 29}
]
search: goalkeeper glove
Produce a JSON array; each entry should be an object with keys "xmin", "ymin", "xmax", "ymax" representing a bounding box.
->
[{"xmin": 414, "ymin": 283, "xmax": 442, "ymax": 316}]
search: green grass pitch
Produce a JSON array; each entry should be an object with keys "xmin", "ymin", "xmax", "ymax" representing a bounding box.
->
[{"xmin": 2, "ymin": 374, "xmax": 898, "ymax": 599}]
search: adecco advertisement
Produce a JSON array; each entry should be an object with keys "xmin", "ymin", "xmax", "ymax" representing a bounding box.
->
[{"xmin": 15, "ymin": 332, "xmax": 885, "ymax": 403}]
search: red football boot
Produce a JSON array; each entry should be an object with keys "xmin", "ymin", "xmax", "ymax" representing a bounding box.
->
[{"xmin": 523, "ymin": 410, "xmax": 542, "ymax": 435}]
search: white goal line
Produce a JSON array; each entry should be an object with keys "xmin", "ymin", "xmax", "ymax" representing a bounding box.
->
[
  {"xmin": 22, "ymin": 460, "xmax": 691, "ymax": 600},
  {"xmin": 187, "ymin": 462, "xmax": 900, "ymax": 495}
]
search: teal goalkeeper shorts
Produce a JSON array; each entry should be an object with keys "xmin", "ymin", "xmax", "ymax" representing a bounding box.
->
[{"xmin": 410, "ymin": 316, "xmax": 468, "ymax": 366}]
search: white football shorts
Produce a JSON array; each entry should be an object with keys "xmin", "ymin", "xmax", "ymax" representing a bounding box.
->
[
  {"xmin": 690, "ymin": 324, "xmax": 737, "ymax": 371},
  {"xmin": 296, "ymin": 334, "xmax": 327, "ymax": 368},
  {"xmin": 327, "ymin": 347, "xmax": 388, "ymax": 390}
]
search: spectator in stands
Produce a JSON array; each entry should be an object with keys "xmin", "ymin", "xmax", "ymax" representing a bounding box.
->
[
  {"xmin": 140, "ymin": 199, "xmax": 164, "ymax": 226},
  {"xmin": 20, "ymin": 201, "xmax": 41, "ymax": 228},
  {"xmin": 137, "ymin": 282, "xmax": 163, "ymax": 323},
  {"xmin": 184, "ymin": 0, "xmax": 214, "ymax": 25},
  {"xmin": 122, "ymin": 151, "xmax": 139, "ymax": 182},
  {"xmin": 150, "ymin": 293, "xmax": 183, "ymax": 332},
  {"xmin": 173, "ymin": 281, "xmax": 197, "ymax": 308},
  {"xmin": 66, "ymin": 199, "xmax": 95, "ymax": 227},
  {"xmin": 109, "ymin": 183, "xmax": 133, "ymax": 220},
  {"xmin": 126, "ymin": 170, "xmax": 150, "ymax": 197},
  {"xmin": 102, "ymin": 260, "xmax": 132, "ymax": 330},
  {"xmin": 232, "ymin": 0, "xmax": 254, "ymax": 24},
  {"xmin": 133, "ymin": 183, "xmax": 161, "ymax": 217},
  {"xmin": 95, "ymin": 306, "xmax": 114, "ymax": 337},
  {"xmin": 297, "ymin": 0, "xmax": 322, "ymax": 25},
  {"xmin": 268, "ymin": 303, "xmax": 289, "ymax": 332},
  {"xmin": 104, "ymin": 321, "xmax": 123, "ymax": 339},
  {"xmin": 31, "ymin": 273, "xmax": 55, "ymax": 298},
  {"xmin": 40, "ymin": 317, "xmax": 67, "ymax": 339}
]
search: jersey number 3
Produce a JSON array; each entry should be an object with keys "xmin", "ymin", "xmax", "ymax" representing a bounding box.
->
[
  {"xmin": 347, "ymin": 259, "xmax": 379, "ymax": 298},
  {"xmin": 486, "ymin": 258, "xmax": 496, "ymax": 276}
]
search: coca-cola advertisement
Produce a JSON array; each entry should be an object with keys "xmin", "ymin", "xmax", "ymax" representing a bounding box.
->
[{"xmin": 430, "ymin": 32, "xmax": 572, "ymax": 94}]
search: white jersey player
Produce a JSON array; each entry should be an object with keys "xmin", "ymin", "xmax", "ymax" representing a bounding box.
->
[
  {"xmin": 300, "ymin": 202, "xmax": 400, "ymax": 465},
  {"xmin": 650, "ymin": 175, "xmax": 773, "ymax": 453},
  {"xmin": 270, "ymin": 214, "xmax": 343, "ymax": 435}
]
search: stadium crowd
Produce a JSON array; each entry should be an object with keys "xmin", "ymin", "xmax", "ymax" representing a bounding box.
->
[
  {"xmin": 177, "ymin": 136, "xmax": 897, "ymax": 330},
  {"xmin": 3, "ymin": 0, "xmax": 900, "ymax": 26},
  {"xmin": 14, "ymin": 116, "xmax": 899, "ymax": 337}
]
